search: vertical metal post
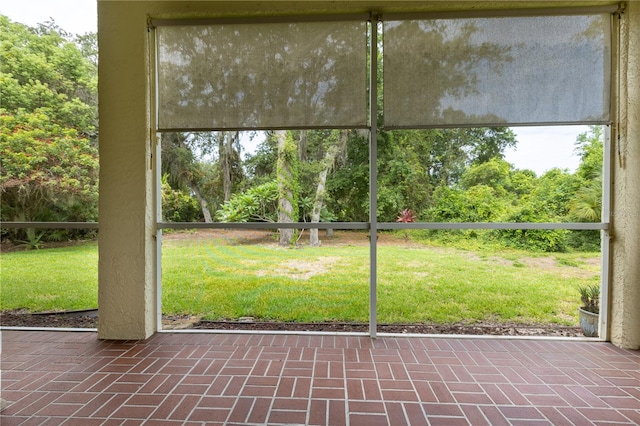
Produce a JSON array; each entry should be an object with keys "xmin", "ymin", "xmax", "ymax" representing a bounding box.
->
[
  {"xmin": 155, "ymin": 134, "xmax": 163, "ymax": 332},
  {"xmin": 149, "ymin": 24, "xmax": 163, "ymax": 332},
  {"xmin": 369, "ymin": 14, "xmax": 379, "ymax": 339},
  {"xmin": 599, "ymin": 11, "xmax": 619, "ymax": 342},
  {"xmin": 599, "ymin": 127, "xmax": 612, "ymax": 341}
]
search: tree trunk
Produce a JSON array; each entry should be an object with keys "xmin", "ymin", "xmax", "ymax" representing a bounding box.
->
[
  {"xmin": 189, "ymin": 182, "xmax": 212, "ymax": 223},
  {"xmin": 298, "ymin": 130, "xmax": 307, "ymax": 162},
  {"xmin": 310, "ymin": 130, "xmax": 348, "ymax": 246},
  {"xmin": 276, "ymin": 130, "xmax": 296, "ymax": 245},
  {"xmin": 219, "ymin": 131, "xmax": 234, "ymax": 202},
  {"xmin": 166, "ymin": 132, "xmax": 213, "ymax": 222},
  {"xmin": 309, "ymin": 168, "xmax": 329, "ymax": 246}
]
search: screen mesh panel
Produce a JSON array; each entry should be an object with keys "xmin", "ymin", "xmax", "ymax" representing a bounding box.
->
[
  {"xmin": 157, "ymin": 20, "xmax": 368, "ymax": 130},
  {"xmin": 383, "ymin": 14, "xmax": 611, "ymax": 128}
]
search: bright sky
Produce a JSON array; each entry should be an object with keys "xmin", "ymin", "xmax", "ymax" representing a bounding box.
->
[
  {"xmin": 508, "ymin": 126, "xmax": 588, "ymax": 175},
  {"xmin": 1, "ymin": 1, "xmax": 590, "ymax": 176},
  {"xmin": 0, "ymin": 0, "xmax": 97, "ymax": 35}
]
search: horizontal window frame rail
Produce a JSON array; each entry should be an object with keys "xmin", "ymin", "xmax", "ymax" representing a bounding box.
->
[
  {"xmin": 150, "ymin": 13, "xmax": 372, "ymax": 28},
  {"xmin": 157, "ymin": 221, "xmax": 607, "ymax": 231},
  {"xmin": 380, "ymin": 222, "xmax": 608, "ymax": 230},
  {"xmin": 1, "ymin": 222, "xmax": 604, "ymax": 231},
  {"xmin": 383, "ymin": 4, "xmax": 620, "ymax": 21},
  {"xmin": 384, "ymin": 120, "xmax": 612, "ymax": 131},
  {"xmin": 157, "ymin": 124, "xmax": 371, "ymax": 133},
  {"xmin": 0, "ymin": 222, "xmax": 99, "ymax": 229},
  {"xmin": 158, "ymin": 222, "xmax": 369, "ymax": 230}
]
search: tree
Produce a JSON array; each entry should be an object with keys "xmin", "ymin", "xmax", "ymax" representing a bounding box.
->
[
  {"xmin": 365, "ymin": 127, "xmax": 516, "ymax": 222},
  {"xmin": 161, "ymin": 174, "xmax": 201, "ymax": 222},
  {"xmin": 218, "ymin": 131, "xmax": 240, "ymax": 203},
  {"xmin": 0, "ymin": 16, "xmax": 97, "ymax": 138},
  {"xmin": 309, "ymin": 129, "xmax": 348, "ymax": 246},
  {"xmin": 216, "ymin": 181, "xmax": 278, "ymax": 223},
  {"xmin": 0, "ymin": 111, "xmax": 98, "ymax": 240},
  {"xmin": 459, "ymin": 157, "xmax": 513, "ymax": 196},
  {"xmin": 428, "ymin": 184, "xmax": 506, "ymax": 223},
  {"xmin": 0, "ymin": 16, "xmax": 98, "ymax": 243},
  {"xmin": 161, "ymin": 133, "xmax": 211, "ymax": 222},
  {"xmin": 276, "ymin": 131, "xmax": 298, "ymax": 245},
  {"xmin": 568, "ymin": 126, "xmax": 604, "ymax": 251}
]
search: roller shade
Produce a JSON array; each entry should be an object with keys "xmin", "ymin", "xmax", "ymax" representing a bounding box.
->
[
  {"xmin": 156, "ymin": 20, "xmax": 368, "ymax": 131},
  {"xmin": 383, "ymin": 14, "xmax": 611, "ymax": 128}
]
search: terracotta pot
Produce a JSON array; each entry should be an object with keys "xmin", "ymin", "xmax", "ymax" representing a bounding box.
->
[{"xmin": 578, "ymin": 307, "xmax": 599, "ymax": 337}]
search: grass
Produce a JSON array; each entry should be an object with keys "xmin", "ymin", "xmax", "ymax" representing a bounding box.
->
[
  {"xmin": 161, "ymin": 237, "xmax": 370, "ymax": 322},
  {"xmin": 0, "ymin": 233, "xmax": 600, "ymax": 326},
  {"xmin": 0, "ymin": 242, "xmax": 98, "ymax": 312}
]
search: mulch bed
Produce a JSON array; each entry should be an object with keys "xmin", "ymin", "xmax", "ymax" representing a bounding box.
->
[
  {"xmin": 193, "ymin": 320, "xmax": 583, "ymax": 337},
  {"xmin": 0, "ymin": 310, "xmax": 583, "ymax": 337},
  {"xmin": 0, "ymin": 310, "xmax": 99, "ymax": 329}
]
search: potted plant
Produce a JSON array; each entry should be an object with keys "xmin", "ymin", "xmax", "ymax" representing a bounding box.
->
[{"xmin": 578, "ymin": 284, "xmax": 600, "ymax": 337}]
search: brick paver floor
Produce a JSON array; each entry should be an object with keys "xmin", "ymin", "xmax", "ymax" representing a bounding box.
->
[{"xmin": 1, "ymin": 330, "xmax": 639, "ymax": 425}]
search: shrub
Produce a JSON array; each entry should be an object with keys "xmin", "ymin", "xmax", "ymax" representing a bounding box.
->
[{"xmin": 161, "ymin": 179, "xmax": 202, "ymax": 222}]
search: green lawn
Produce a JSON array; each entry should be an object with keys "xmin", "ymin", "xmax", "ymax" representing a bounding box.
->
[
  {"xmin": 0, "ymin": 242, "xmax": 99, "ymax": 312},
  {"xmin": 0, "ymin": 234, "xmax": 600, "ymax": 326}
]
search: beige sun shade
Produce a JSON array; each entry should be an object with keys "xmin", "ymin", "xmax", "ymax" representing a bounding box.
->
[
  {"xmin": 156, "ymin": 20, "xmax": 368, "ymax": 131},
  {"xmin": 383, "ymin": 14, "xmax": 611, "ymax": 128}
]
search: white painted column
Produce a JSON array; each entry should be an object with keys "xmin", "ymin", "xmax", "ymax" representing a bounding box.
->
[{"xmin": 97, "ymin": 1, "xmax": 157, "ymax": 339}]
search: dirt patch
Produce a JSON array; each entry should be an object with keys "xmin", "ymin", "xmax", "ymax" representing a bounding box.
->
[
  {"xmin": 162, "ymin": 229, "xmax": 425, "ymax": 248},
  {"xmin": 258, "ymin": 256, "xmax": 341, "ymax": 280}
]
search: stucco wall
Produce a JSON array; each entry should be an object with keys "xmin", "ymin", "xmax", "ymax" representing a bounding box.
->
[
  {"xmin": 97, "ymin": 2, "xmax": 156, "ymax": 339},
  {"xmin": 97, "ymin": 1, "xmax": 638, "ymax": 344},
  {"xmin": 611, "ymin": 1, "xmax": 640, "ymax": 349}
]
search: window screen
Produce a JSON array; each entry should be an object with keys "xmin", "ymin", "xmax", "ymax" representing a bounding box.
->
[
  {"xmin": 156, "ymin": 20, "xmax": 368, "ymax": 131},
  {"xmin": 383, "ymin": 14, "xmax": 611, "ymax": 128}
]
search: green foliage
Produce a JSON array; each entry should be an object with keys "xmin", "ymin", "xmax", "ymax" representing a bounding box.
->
[
  {"xmin": 276, "ymin": 131, "xmax": 299, "ymax": 222},
  {"xmin": 326, "ymin": 131, "xmax": 369, "ymax": 221},
  {"xmin": 494, "ymin": 205, "xmax": 569, "ymax": 252},
  {"xmin": 216, "ymin": 181, "xmax": 279, "ymax": 222},
  {"xmin": 570, "ymin": 180, "xmax": 602, "ymax": 222},
  {"xmin": 16, "ymin": 228, "xmax": 45, "ymax": 250},
  {"xmin": 567, "ymin": 126, "xmax": 604, "ymax": 250},
  {"xmin": 567, "ymin": 230, "xmax": 601, "ymax": 252},
  {"xmin": 578, "ymin": 284, "xmax": 600, "ymax": 313},
  {"xmin": 428, "ymin": 184, "xmax": 506, "ymax": 223},
  {"xmin": 0, "ymin": 16, "xmax": 98, "ymax": 243},
  {"xmin": 243, "ymin": 132, "xmax": 278, "ymax": 183},
  {"xmin": 0, "ymin": 110, "xmax": 99, "ymax": 241},
  {"xmin": 510, "ymin": 169, "xmax": 537, "ymax": 197},
  {"xmin": 574, "ymin": 126, "xmax": 604, "ymax": 182},
  {"xmin": 161, "ymin": 175, "xmax": 202, "ymax": 222},
  {"xmin": 531, "ymin": 169, "xmax": 580, "ymax": 218},
  {"xmin": 373, "ymin": 128, "xmax": 516, "ymax": 221},
  {"xmin": 460, "ymin": 157, "xmax": 512, "ymax": 195},
  {"xmin": 569, "ymin": 126, "xmax": 603, "ymax": 223},
  {"xmin": 0, "ymin": 16, "xmax": 97, "ymax": 136}
]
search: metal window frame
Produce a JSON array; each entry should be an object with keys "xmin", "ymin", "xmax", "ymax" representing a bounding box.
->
[{"xmin": 150, "ymin": 7, "xmax": 615, "ymax": 339}]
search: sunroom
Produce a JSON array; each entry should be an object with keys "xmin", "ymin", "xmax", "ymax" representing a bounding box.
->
[{"xmin": 89, "ymin": 0, "xmax": 640, "ymax": 349}]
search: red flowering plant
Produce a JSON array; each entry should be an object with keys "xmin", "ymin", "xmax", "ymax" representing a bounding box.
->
[{"xmin": 396, "ymin": 209, "xmax": 416, "ymax": 223}]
